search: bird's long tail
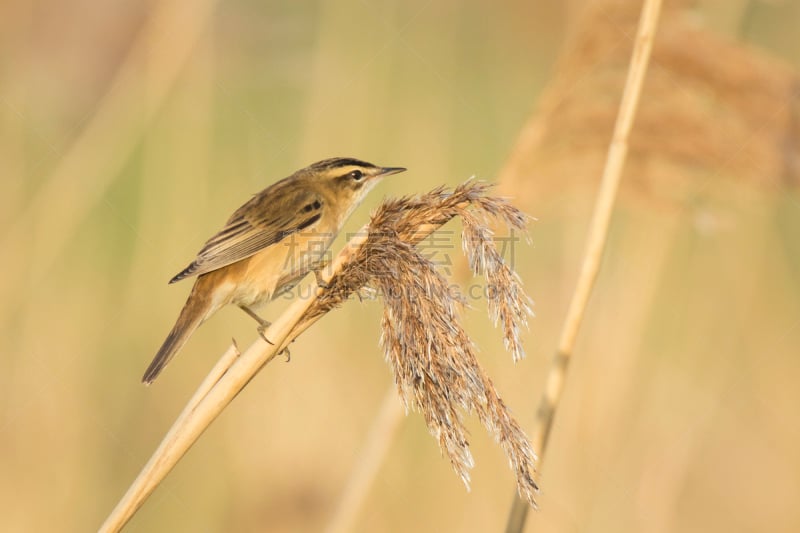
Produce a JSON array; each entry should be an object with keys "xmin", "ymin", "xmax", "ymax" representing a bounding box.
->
[{"xmin": 142, "ymin": 282, "xmax": 216, "ymax": 384}]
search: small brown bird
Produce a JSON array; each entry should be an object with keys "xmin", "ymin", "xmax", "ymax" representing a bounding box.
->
[{"xmin": 143, "ymin": 157, "xmax": 405, "ymax": 384}]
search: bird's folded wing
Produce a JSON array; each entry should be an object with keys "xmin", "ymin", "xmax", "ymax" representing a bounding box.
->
[{"xmin": 169, "ymin": 185, "xmax": 324, "ymax": 283}]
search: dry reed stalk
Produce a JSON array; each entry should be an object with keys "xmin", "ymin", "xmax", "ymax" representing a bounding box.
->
[
  {"xmin": 504, "ymin": 0, "xmax": 663, "ymax": 531},
  {"xmin": 323, "ymin": 385, "xmax": 404, "ymax": 533},
  {"xmin": 100, "ymin": 181, "xmax": 537, "ymax": 532}
]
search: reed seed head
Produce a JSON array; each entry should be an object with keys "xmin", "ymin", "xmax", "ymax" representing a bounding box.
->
[{"xmin": 301, "ymin": 181, "xmax": 539, "ymax": 506}]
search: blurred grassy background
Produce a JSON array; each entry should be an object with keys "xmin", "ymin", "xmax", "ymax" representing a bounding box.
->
[{"xmin": 1, "ymin": 1, "xmax": 799, "ymax": 532}]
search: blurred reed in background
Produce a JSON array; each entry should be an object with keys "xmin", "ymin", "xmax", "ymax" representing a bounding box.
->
[{"xmin": 1, "ymin": 1, "xmax": 798, "ymax": 532}]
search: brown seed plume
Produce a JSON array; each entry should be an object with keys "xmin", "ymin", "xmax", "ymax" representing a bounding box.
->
[{"xmin": 301, "ymin": 181, "xmax": 539, "ymax": 506}]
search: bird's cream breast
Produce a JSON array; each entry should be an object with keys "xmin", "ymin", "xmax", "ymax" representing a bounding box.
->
[
  {"xmin": 228, "ymin": 244, "xmax": 291, "ymax": 307},
  {"xmin": 228, "ymin": 227, "xmax": 336, "ymax": 307}
]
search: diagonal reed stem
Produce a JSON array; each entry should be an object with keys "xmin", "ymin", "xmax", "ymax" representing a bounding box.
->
[
  {"xmin": 98, "ymin": 230, "xmax": 370, "ymax": 533},
  {"xmin": 504, "ymin": 0, "xmax": 663, "ymax": 531},
  {"xmin": 100, "ymin": 193, "xmax": 488, "ymax": 532}
]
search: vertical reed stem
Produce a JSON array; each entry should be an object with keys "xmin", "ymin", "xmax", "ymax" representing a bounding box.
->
[{"xmin": 505, "ymin": 1, "xmax": 663, "ymax": 530}]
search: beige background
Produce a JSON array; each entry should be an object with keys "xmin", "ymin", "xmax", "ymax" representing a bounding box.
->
[{"xmin": 1, "ymin": 1, "xmax": 799, "ymax": 532}]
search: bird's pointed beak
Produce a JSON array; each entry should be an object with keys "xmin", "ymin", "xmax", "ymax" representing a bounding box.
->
[{"xmin": 377, "ymin": 166, "xmax": 407, "ymax": 177}]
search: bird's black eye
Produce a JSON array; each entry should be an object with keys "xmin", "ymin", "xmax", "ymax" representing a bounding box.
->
[{"xmin": 348, "ymin": 169, "xmax": 364, "ymax": 181}]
